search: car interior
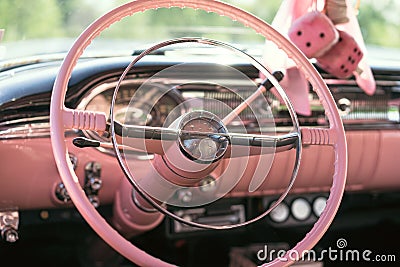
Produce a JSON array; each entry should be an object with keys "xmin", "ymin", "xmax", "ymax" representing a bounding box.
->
[{"xmin": 0, "ymin": 0, "xmax": 399, "ymax": 266}]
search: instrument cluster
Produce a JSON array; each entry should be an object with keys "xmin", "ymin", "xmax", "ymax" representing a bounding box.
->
[{"xmin": 78, "ymin": 79, "xmax": 186, "ymax": 146}]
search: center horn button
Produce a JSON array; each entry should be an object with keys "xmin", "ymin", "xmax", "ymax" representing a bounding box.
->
[
  {"xmin": 154, "ymin": 111, "xmax": 229, "ymax": 186},
  {"xmin": 178, "ymin": 111, "xmax": 229, "ymax": 163}
]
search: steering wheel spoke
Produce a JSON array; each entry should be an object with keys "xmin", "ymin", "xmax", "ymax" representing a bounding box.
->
[
  {"xmin": 73, "ymin": 119, "xmax": 299, "ymax": 157},
  {"xmin": 226, "ymin": 131, "xmax": 298, "ymax": 157},
  {"xmin": 113, "ymin": 121, "xmax": 299, "ymax": 157},
  {"xmin": 114, "ymin": 122, "xmax": 177, "ymax": 155},
  {"xmin": 301, "ymin": 127, "xmax": 337, "ymax": 146},
  {"xmin": 62, "ymin": 108, "xmax": 107, "ymax": 132}
]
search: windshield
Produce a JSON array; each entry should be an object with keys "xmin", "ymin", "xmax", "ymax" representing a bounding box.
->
[{"xmin": 0, "ymin": 0, "xmax": 399, "ymax": 61}]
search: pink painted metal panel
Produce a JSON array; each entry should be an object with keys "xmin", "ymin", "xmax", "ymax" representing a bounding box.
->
[{"xmin": 1, "ymin": 130, "xmax": 397, "ymax": 210}]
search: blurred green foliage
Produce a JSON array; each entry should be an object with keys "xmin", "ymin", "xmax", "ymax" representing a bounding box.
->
[
  {"xmin": 0, "ymin": 0, "xmax": 63, "ymax": 39},
  {"xmin": 356, "ymin": 0, "xmax": 400, "ymax": 47},
  {"xmin": 0, "ymin": 0, "xmax": 399, "ymax": 47}
]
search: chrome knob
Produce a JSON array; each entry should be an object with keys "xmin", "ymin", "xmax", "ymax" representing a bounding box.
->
[
  {"xmin": 55, "ymin": 182, "xmax": 71, "ymax": 203},
  {"xmin": 178, "ymin": 189, "xmax": 193, "ymax": 204},
  {"xmin": 337, "ymin": 98, "xmax": 351, "ymax": 116},
  {"xmin": 84, "ymin": 162, "xmax": 102, "ymax": 207},
  {"xmin": 2, "ymin": 227, "xmax": 18, "ymax": 243},
  {"xmin": 87, "ymin": 176, "xmax": 102, "ymax": 192},
  {"xmin": 0, "ymin": 211, "xmax": 19, "ymax": 243},
  {"xmin": 88, "ymin": 195, "xmax": 100, "ymax": 208}
]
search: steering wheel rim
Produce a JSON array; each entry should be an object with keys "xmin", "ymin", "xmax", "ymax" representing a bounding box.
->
[{"xmin": 50, "ymin": 1, "xmax": 347, "ymax": 266}]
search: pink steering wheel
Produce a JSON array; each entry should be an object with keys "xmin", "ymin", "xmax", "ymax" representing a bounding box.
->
[{"xmin": 50, "ymin": 1, "xmax": 347, "ymax": 266}]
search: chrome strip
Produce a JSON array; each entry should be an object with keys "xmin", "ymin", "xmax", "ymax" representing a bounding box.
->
[
  {"xmin": 0, "ymin": 123, "xmax": 51, "ymax": 139},
  {"xmin": 76, "ymin": 78, "xmax": 256, "ymax": 110},
  {"xmin": 0, "ymin": 122, "xmax": 82, "ymax": 140},
  {"xmin": 2, "ymin": 121, "xmax": 399, "ymax": 141},
  {"xmin": 325, "ymin": 78, "xmax": 400, "ymax": 87},
  {"xmin": 0, "ymin": 116, "xmax": 49, "ymax": 127},
  {"xmin": 2, "ymin": 73, "xmax": 400, "ymax": 141}
]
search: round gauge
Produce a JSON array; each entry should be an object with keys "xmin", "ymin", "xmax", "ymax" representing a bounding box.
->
[
  {"xmin": 84, "ymin": 94, "xmax": 109, "ymax": 115},
  {"xmin": 77, "ymin": 81, "xmax": 186, "ymax": 149},
  {"xmin": 312, "ymin": 196, "xmax": 327, "ymax": 217},
  {"xmin": 269, "ymin": 201, "xmax": 290, "ymax": 223},
  {"xmin": 114, "ymin": 102, "xmax": 157, "ymax": 126},
  {"xmin": 291, "ymin": 198, "xmax": 311, "ymax": 221}
]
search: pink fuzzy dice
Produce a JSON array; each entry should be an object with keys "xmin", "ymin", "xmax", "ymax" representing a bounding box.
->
[
  {"xmin": 288, "ymin": 11, "xmax": 339, "ymax": 58},
  {"xmin": 316, "ymin": 30, "xmax": 364, "ymax": 79}
]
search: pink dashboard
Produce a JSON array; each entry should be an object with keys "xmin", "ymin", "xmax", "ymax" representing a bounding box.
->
[{"xmin": 1, "ymin": 129, "xmax": 399, "ymax": 211}]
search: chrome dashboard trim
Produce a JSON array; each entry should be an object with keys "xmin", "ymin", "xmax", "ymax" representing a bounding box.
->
[
  {"xmin": 0, "ymin": 122, "xmax": 79, "ymax": 140},
  {"xmin": 2, "ymin": 72, "xmax": 399, "ymax": 141},
  {"xmin": 2, "ymin": 120, "xmax": 399, "ymax": 141},
  {"xmin": 0, "ymin": 123, "xmax": 51, "ymax": 139},
  {"xmin": 324, "ymin": 78, "xmax": 400, "ymax": 87},
  {"xmin": 0, "ymin": 116, "xmax": 49, "ymax": 127}
]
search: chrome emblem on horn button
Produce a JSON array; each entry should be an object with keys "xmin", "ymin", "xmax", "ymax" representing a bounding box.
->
[{"xmin": 178, "ymin": 111, "xmax": 229, "ymax": 163}]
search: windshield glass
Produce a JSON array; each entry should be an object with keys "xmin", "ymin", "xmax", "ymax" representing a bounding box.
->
[{"xmin": 0, "ymin": 0, "xmax": 399, "ymax": 61}]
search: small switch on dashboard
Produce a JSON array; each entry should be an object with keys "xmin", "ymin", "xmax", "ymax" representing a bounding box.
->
[
  {"xmin": 0, "ymin": 210, "xmax": 19, "ymax": 243},
  {"xmin": 84, "ymin": 162, "xmax": 103, "ymax": 207}
]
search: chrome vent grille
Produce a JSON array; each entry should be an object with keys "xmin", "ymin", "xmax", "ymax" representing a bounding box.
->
[
  {"xmin": 332, "ymin": 90, "xmax": 398, "ymax": 122},
  {"xmin": 326, "ymin": 73, "xmax": 400, "ymax": 128},
  {"xmin": 202, "ymin": 90, "xmax": 275, "ymax": 121},
  {"xmin": 179, "ymin": 69, "xmax": 400, "ymax": 130}
]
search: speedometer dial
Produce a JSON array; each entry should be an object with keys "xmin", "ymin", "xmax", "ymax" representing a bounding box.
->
[
  {"xmin": 77, "ymin": 80, "xmax": 185, "ymax": 147},
  {"xmin": 115, "ymin": 102, "xmax": 156, "ymax": 126}
]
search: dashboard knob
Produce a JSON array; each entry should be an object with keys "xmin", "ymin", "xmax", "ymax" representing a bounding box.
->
[
  {"xmin": 269, "ymin": 201, "xmax": 290, "ymax": 223},
  {"xmin": 88, "ymin": 195, "xmax": 100, "ymax": 208},
  {"xmin": 199, "ymin": 176, "xmax": 216, "ymax": 192},
  {"xmin": 178, "ymin": 189, "xmax": 193, "ymax": 204},
  {"xmin": 87, "ymin": 176, "xmax": 102, "ymax": 192},
  {"xmin": 1, "ymin": 227, "xmax": 18, "ymax": 243},
  {"xmin": 55, "ymin": 182, "xmax": 71, "ymax": 203},
  {"xmin": 337, "ymin": 98, "xmax": 351, "ymax": 116},
  {"xmin": 0, "ymin": 211, "xmax": 19, "ymax": 243},
  {"xmin": 313, "ymin": 196, "xmax": 327, "ymax": 217},
  {"xmin": 291, "ymin": 198, "xmax": 312, "ymax": 221}
]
